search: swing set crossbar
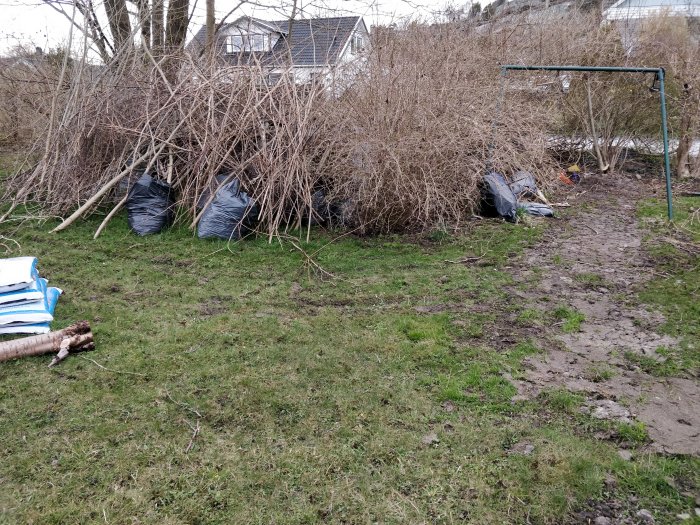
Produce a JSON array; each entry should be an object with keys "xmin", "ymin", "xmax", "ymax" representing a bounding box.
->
[{"xmin": 498, "ymin": 64, "xmax": 673, "ymax": 220}]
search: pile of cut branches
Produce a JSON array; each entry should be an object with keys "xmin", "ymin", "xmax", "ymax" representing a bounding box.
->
[{"xmin": 1, "ymin": 23, "xmax": 559, "ymax": 238}]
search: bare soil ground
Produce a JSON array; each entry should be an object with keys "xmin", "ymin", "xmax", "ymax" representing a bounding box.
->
[{"xmin": 509, "ymin": 173, "xmax": 700, "ymax": 455}]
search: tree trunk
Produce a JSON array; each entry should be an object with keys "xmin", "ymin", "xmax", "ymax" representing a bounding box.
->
[
  {"xmin": 586, "ymin": 75, "xmax": 610, "ymax": 172},
  {"xmin": 692, "ymin": 156, "xmax": 700, "ymax": 179},
  {"xmin": 676, "ymin": 114, "xmax": 692, "ymax": 179},
  {"xmin": 676, "ymin": 84, "xmax": 694, "ymax": 179},
  {"xmin": 74, "ymin": 0, "xmax": 113, "ymax": 63},
  {"xmin": 165, "ymin": 0, "xmax": 190, "ymax": 52},
  {"xmin": 104, "ymin": 0, "xmax": 132, "ymax": 53},
  {"xmin": 152, "ymin": 0, "xmax": 165, "ymax": 52},
  {"xmin": 205, "ymin": 0, "xmax": 215, "ymax": 55},
  {"xmin": 0, "ymin": 321, "xmax": 92, "ymax": 363},
  {"xmin": 138, "ymin": 0, "xmax": 152, "ymax": 50}
]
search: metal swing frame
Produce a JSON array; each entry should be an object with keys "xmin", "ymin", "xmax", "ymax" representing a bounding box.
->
[{"xmin": 498, "ymin": 65, "xmax": 674, "ymax": 219}]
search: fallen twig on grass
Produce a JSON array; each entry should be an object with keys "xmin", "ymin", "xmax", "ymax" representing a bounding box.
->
[
  {"xmin": 0, "ymin": 235, "xmax": 20, "ymax": 254},
  {"xmin": 164, "ymin": 389, "xmax": 203, "ymax": 453},
  {"xmin": 165, "ymin": 389, "xmax": 203, "ymax": 418},
  {"xmin": 77, "ymin": 355, "xmax": 147, "ymax": 377},
  {"xmin": 445, "ymin": 255, "xmax": 485, "ymax": 264},
  {"xmin": 283, "ymin": 234, "xmax": 336, "ymax": 282},
  {"xmin": 662, "ymin": 236, "xmax": 700, "ymax": 254},
  {"xmin": 184, "ymin": 419, "xmax": 201, "ymax": 453},
  {"xmin": 675, "ymin": 207, "xmax": 700, "ymax": 236}
]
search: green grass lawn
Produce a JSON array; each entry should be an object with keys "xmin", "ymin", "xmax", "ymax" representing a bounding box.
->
[
  {"xmin": 636, "ymin": 197, "xmax": 700, "ymax": 378},
  {"xmin": 0, "ymin": 208, "xmax": 697, "ymax": 524}
]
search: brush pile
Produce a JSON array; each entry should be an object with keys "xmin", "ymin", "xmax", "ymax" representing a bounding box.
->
[{"xmin": 1, "ymin": 23, "xmax": 560, "ymax": 238}]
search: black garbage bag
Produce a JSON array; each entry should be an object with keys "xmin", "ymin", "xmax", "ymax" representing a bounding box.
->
[
  {"xmin": 197, "ymin": 178, "xmax": 259, "ymax": 240},
  {"xmin": 196, "ymin": 174, "xmax": 230, "ymax": 211},
  {"xmin": 509, "ymin": 171, "xmax": 538, "ymax": 199},
  {"xmin": 480, "ymin": 172, "xmax": 517, "ymax": 222},
  {"xmin": 306, "ymin": 189, "xmax": 339, "ymax": 226},
  {"xmin": 126, "ymin": 173, "xmax": 175, "ymax": 235},
  {"xmin": 305, "ymin": 190, "xmax": 358, "ymax": 228},
  {"xmin": 518, "ymin": 202, "xmax": 554, "ymax": 217}
]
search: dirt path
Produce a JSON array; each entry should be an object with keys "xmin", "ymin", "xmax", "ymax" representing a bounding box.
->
[{"xmin": 508, "ymin": 174, "xmax": 700, "ymax": 455}]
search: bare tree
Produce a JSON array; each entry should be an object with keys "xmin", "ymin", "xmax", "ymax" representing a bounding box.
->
[
  {"xmin": 104, "ymin": 0, "xmax": 132, "ymax": 52},
  {"xmin": 206, "ymin": 0, "xmax": 216, "ymax": 54},
  {"xmin": 137, "ymin": 0, "xmax": 151, "ymax": 49},
  {"xmin": 165, "ymin": 0, "xmax": 190, "ymax": 52},
  {"xmin": 40, "ymin": 0, "xmax": 195, "ymax": 63},
  {"xmin": 152, "ymin": 0, "xmax": 165, "ymax": 51}
]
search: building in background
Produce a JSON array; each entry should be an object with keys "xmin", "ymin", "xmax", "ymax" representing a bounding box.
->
[{"xmin": 190, "ymin": 16, "xmax": 370, "ymax": 89}]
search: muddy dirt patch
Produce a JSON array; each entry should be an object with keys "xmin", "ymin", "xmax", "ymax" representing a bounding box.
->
[{"xmin": 508, "ymin": 174, "xmax": 700, "ymax": 455}]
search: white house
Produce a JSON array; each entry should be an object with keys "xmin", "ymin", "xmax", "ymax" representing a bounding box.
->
[
  {"xmin": 603, "ymin": 0, "xmax": 699, "ymax": 52},
  {"xmin": 604, "ymin": 0, "xmax": 700, "ymax": 20},
  {"xmin": 190, "ymin": 15, "xmax": 370, "ymax": 87}
]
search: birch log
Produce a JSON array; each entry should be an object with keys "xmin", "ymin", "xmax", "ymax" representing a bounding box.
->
[{"xmin": 0, "ymin": 321, "xmax": 93, "ymax": 363}]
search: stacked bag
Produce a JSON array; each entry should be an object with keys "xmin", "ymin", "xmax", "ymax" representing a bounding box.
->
[
  {"xmin": 0, "ymin": 257, "xmax": 62, "ymax": 334},
  {"xmin": 481, "ymin": 171, "xmax": 554, "ymax": 222}
]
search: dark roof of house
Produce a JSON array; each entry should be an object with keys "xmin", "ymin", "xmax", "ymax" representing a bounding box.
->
[{"xmin": 190, "ymin": 15, "xmax": 365, "ymax": 67}]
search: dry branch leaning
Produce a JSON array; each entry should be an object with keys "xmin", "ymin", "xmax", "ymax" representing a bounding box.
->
[{"xmin": 0, "ymin": 321, "xmax": 94, "ymax": 365}]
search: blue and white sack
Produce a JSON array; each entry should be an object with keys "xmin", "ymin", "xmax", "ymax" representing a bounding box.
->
[
  {"xmin": 0, "ymin": 277, "xmax": 46, "ymax": 308},
  {"xmin": 0, "ymin": 284, "xmax": 62, "ymax": 334}
]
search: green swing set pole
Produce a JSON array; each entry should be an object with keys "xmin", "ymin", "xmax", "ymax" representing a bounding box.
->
[
  {"xmin": 657, "ymin": 68, "xmax": 674, "ymax": 220},
  {"xmin": 500, "ymin": 64, "xmax": 674, "ymax": 220},
  {"xmin": 501, "ymin": 65, "xmax": 661, "ymax": 74}
]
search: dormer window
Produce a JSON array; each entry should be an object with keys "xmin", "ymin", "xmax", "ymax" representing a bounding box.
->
[
  {"xmin": 225, "ymin": 35, "xmax": 238, "ymax": 54},
  {"xmin": 225, "ymin": 33, "xmax": 272, "ymax": 54},
  {"xmin": 350, "ymin": 34, "xmax": 364, "ymax": 55}
]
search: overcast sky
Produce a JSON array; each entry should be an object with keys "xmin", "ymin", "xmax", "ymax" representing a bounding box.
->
[{"xmin": 0, "ymin": 0, "xmax": 447, "ymax": 55}]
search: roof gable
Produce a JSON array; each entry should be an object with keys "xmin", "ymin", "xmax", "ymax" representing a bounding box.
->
[
  {"xmin": 267, "ymin": 16, "xmax": 360, "ymax": 66},
  {"xmin": 190, "ymin": 15, "xmax": 364, "ymax": 67}
]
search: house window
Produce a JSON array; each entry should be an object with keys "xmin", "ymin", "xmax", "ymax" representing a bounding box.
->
[
  {"xmin": 225, "ymin": 35, "xmax": 242, "ymax": 54},
  {"xmin": 225, "ymin": 33, "xmax": 272, "ymax": 54},
  {"xmin": 350, "ymin": 34, "xmax": 363, "ymax": 55},
  {"xmin": 252, "ymin": 34, "xmax": 271, "ymax": 52}
]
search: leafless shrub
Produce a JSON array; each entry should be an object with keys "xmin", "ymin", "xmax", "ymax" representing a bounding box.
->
[
  {"xmin": 633, "ymin": 15, "xmax": 700, "ymax": 178},
  {"xmin": 3, "ymin": 10, "xmax": 695, "ymax": 238},
  {"xmin": 319, "ymin": 23, "xmax": 558, "ymax": 233},
  {"xmin": 0, "ymin": 21, "xmax": 562, "ymax": 237},
  {"xmin": 480, "ymin": 10, "xmax": 699, "ymax": 176},
  {"xmin": 0, "ymin": 46, "xmax": 62, "ymax": 150}
]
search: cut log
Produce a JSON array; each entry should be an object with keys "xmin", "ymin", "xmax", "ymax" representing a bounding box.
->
[
  {"xmin": 48, "ymin": 333, "xmax": 94, "ymax": 367},
  {"xmin": 0, "ymin": 321, "xmax": 93, "ymax": 363}
]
